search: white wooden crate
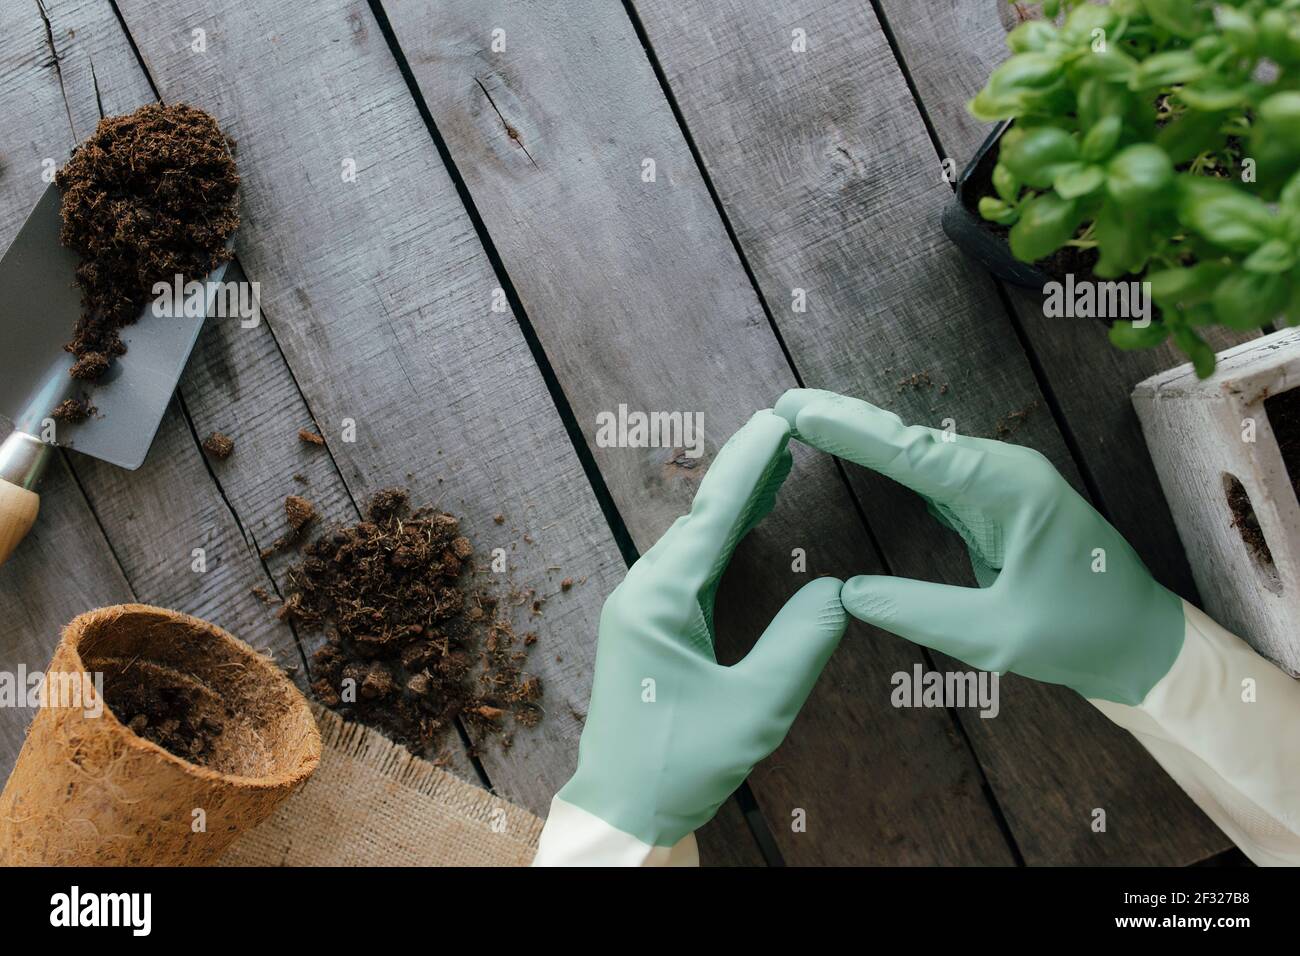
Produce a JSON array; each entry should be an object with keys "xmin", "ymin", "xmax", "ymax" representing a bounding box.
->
[{"xmin": 1133, "ymin": 328, "xmax": 1300, "ymax": 677}]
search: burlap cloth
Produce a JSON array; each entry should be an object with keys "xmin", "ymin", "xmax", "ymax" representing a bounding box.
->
[{"xmin": 219, "ymin": 705, "xmax": 543, "ymax": 866}]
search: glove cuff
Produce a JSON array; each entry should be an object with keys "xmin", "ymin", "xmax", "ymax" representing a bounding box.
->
[{"xmin": 532, "ymin": 796, "xmax": 699, "ymax": 866}]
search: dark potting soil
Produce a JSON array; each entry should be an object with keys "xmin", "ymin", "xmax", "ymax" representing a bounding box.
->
[
  {"xmin": 105, "ymin": 680, "xmax": 226, "ymax": 765},
  {"xmin": 201, "ymin": 431, "xmax": 234, "ymax": 459},
  {"xmin": 55, "ymin": 103, "xmax": 239, "ymax": 381},
  {"xmin": 280, "ymin": 488, "xmax": 543, "ymax": 757},
  {"xmin": 1225, "ymin": 475, "xmax": 1273, "ymax": 565},
  {"xmin": 1266, "ymin": 385, "xmax": 1300, "ymax": 508},
  {"xmin": 51, "ymin": 397, "xmax": 95, "ymax": 423},
  {"xmin": 1225, "ymin": 388, "xmax": 1300, "ymax": 566},
  {"xmin": 961, "ymin": 135, "xmax": 1104, "ymax": 286}
]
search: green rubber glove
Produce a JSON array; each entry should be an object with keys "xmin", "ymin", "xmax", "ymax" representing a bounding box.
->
[
  {"xmin": 775, "ymin": 389, "xmax": 1184, "ymax": 705},
  {"xmin": 557, "ymin": 409, "xmax": 847, "ymax": 848}
]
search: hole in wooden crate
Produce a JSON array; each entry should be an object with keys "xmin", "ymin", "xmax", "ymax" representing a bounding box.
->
[
  {"xmin": 1263, "ymin": 386, "xmax": 1300, "ymax": 511},
  {"xmin": 1223, "ymin": 473, "xmax": 1282, "ymax": 594}
]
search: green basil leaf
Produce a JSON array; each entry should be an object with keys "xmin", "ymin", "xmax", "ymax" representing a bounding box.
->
[
  {"xmin": 1146, "ymin": 262, "xmax": 1231, "ymax": 306},
  {"xmin": 1061, "ymin": 4, "xmax": 1118, "ymax": 46},
  {"xmin": 1054, "ymin": 163, "xmax": 1106, "ymax": 199},
  {"xmin": 969, "ymin": 52, "xmax": 1065, "ymax": 121},
  {"xmin": 1144, "ymin": 0, "xmax": 1207, "ymax": 40},
  {"xmin": 1212, "ymin": 271, "xmax": 1290, "ymax": 328},
  {"xmin": 1130, "ymin": 50, "xmax": 1206, "ymax": 89},
  {"xmin": 1106, "ymin": 144, "xmax": 1174, "ymax": 204},
  {"xmin": 1081, "ymin": 116, "xmax": 1123, "ymax": 162},
  {"xmin": 1007, "ymin": 20, "xmax": 1058, "ymax": 53},
  {"xmin": 1259, "ymin": 9, "xmax": 1300, "ymax": 66},
  {"xmin": 1156, "ymin": 108, "xmax": 1229, "ymax": 165},
  {"xmin": 992, "ymin": 162, "xmax": 1020, "ymax": 203},
  {"xmin": 1178, "ymin": 80, "xmax": 1256, "ymax": 112},
  {"xmin": 1243, "ymin": 238, "xmax": 1297, "ymax": 274},
  {"xmin": 1281, "ymin": 169, "xmax": 1300, "ymax": 220},
  {"xmin": 1094, "ymin": 201, "xmax": 1150, "ymax": 277},
  {"xmin": 1109, "ymin": 320, "xmax": 1170, "ymax": 350},
  {"xmin": 1069, "ymin": 48, "xmax": 1139, "ymax": 82},
  {"xmin": 1171, "ymin": 325, "xmax": 1217, "ymax": 378},
  {"xmin": 978, "ymin": 196, "xmax": 1019, "ymax": 226},
  {"xmin": 1178, "ymin": 180, "xmax": 1276, "ymax": 252},
  {"xmin": 1257, "ymin": 92, "xmax": 1300, "ymax": 152},
  {"xmin": 1009, "ymin": 192, "xmax": 1082, "ymax": 262},
  {"xmin": 1216, "ymin": 6, "xmax": 1257, "ymax": 55},
  {"xmin": 1001, "ymin": 126, "xmax": 1079, "ymax": 188}
]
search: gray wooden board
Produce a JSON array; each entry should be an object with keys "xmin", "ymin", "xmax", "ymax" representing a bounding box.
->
[
  {"xmin": 0, "ymin": 0, "xmax": 137, "ymax": 777},
  {"xmin": 112, "ymin": 0, "xmax": 632, "ymax": 820},
  {"xmin": 875, "ymin": 0, "xmax": 1250, "ymax": 603},
  {"xmin": 3, "ymin": 0, "xmax": 305, "ymax": 726},
  {"xmin": 177, "ymin": 257, "xmax": 480, "ymax": 782},
  {"xmin": 633, "ymin": 0, "xmax": 1226, "ymax": 863},
  {"xmin": 873, "ymin": 0, "xmax": 1236, "ymax": 862},
  {"xmin": 382, "ymin": 0, "xmax": 1015, "ymax": 864}
]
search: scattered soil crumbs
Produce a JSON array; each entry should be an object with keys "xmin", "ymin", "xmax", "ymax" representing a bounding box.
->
[
  {"xmin": 298, "ymin": 428, "xmax": 325, "ymax": 446},
  {"xmin": 1225, "ymin": 475, "xmax": 1274, "ymax": 565},
  {"xmin": 202, "ymin": 431, "xmax": 234, "ymax": 459},
  {"xmin": 69, "ymin": 351, "xmax": 109, "ymax": 380},
  {"xmin": 55, "ymin": 103, "xmax": 239, "ymax": 382},
  {"xmin": 280, "ymin": 488, "xmax": 543, "ymax": 754},
  {"xmin": 285, "ymin": 494, "xmax": 316, "ymax": 532},
  {"xmin": 107, "ymin": 681, "xmax": 225, "ymax": 765},
  {"xmin": 992, "ymin": 401, "xmax": 1039, "ymax": 441},
  {"xmin": 52, "ymin": 397, "xmax": 94, "ymax": 423}
]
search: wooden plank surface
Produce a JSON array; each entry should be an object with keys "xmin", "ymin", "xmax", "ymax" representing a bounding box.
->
[
  {"xmin": 381, "ymin": 0, "xmax": 1015, "ymax": 864},
  {"xmin": 6, "ymin": 0, "xmax": 304, "ymax": 696},
  {"xmin": 874, "ymin": 0, "xmax": 1248, "ymax": 603},
  {"xmin": 872, "ymin": 0, "xmax": 1237, "ymax": 862},
  {"xmin": 111, "ymin": 0, "xmax": 632, "ymax": 821},
  {"xmin": 632, "ymin": 0, "xmax": 1227, "ymax": 863},
  {"xmin": 0, "ymin": 0, "xmax": 138, "ymax": 775}
]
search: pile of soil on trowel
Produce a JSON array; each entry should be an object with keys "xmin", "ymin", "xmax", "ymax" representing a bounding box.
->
[
  {"xmin": 55, "ymin": 103, "xmax": 239, "ymax": 380},
  {"xmin": 279, "ymin": 489, "xmax": 543, "ymax": 757}
]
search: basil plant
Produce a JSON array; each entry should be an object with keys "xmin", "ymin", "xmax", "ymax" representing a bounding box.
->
[{"xmin": 972, "ymin": 0, "xmax": 1300, "ymax": 376}]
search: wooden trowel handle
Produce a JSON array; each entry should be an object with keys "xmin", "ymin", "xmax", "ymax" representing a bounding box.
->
[
  {"xmin": 0, "ymin": 429, "xmax": 52, "ymax": 567},
  {"xmin": 0, "ymin": 478, "xmax": 39, "ymax": 567}
]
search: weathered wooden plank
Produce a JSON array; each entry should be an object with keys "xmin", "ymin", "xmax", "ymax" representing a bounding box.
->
[
  {"xmin": 380, "ymin": 0, "xmax": 1014, "ymax": 864},
  {"xmin": 112, "ymin": 0, "xmax": 631, "ymax": 820},
  {"xmin": 1, "ymin": 0, "xmax": 481, "ymax": 792},
  {"xmin": 875, "ymin": 0, "xmax": 1250, "ymax": 601},
  {"xmin": 0, "ymin": 0, "xmax": 136, "ymax": 777},
  {"xmin": 633, "ymin": 0, "xmax": 1227, "ymax": 863},
  {"xmin": 15, "ymin": 0, "xmax": 306, "ymax": 687},
  {"xmin": 176, "ymin": 258, "xmax": 481, "ymax": 782},
  {"xmin": 873, "ymin": 0, "xmax": 1240, "ymax": 862}
]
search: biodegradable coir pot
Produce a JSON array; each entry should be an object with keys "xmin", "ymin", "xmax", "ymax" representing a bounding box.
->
[{"xmin": 0, "ymin": 604, "xmax": 320, "ymax": 865}]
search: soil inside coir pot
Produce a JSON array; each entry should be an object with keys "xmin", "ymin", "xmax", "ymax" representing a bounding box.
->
[
  {"xmin": 103, "ymin": 679, "xmax": 225, "ymax": 766},
  {"xmin": 82, "ymin": 607, "xmax": 311, "ymax": 777},
  {"xmin": 55, "ymin": 103, "xmax": 239, "ymax": 383},
  {"xmin": 279, "ymin": 489, "xmax": 543, "ymax": 758}
]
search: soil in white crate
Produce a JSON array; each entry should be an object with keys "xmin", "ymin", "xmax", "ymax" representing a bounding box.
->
[{"xmin": 1228, "ymin": 387, "xmax": 1300, "ymax": 565}]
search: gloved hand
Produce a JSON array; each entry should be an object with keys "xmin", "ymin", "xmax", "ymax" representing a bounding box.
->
[
  {"xmin": 542, "ymin": 409, "xmax": 847, "ymax": 860},
  {"xmin": 774, "ymin": 389, "xmax": 1184, "ymax": 705}
]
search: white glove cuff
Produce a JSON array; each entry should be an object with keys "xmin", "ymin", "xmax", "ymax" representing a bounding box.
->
[{"xmin": 532, "ymin": 796, "xmax": 700, "ymax": 867}]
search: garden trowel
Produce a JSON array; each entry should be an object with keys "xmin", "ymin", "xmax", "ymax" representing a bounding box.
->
[{"xmin": 0, "ymin": 182, "xmax": 228, "ymax": 565}]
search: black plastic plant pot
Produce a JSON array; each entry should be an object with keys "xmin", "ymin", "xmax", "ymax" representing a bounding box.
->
[{"xmin": 942, "ymin": 120, "xmax": 1051, "ymax": 290}]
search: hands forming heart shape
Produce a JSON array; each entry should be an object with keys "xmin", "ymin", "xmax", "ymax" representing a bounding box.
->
[{"xmin": 556, "ymin": 388, "xmax": 1185, "ymax": 851}]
